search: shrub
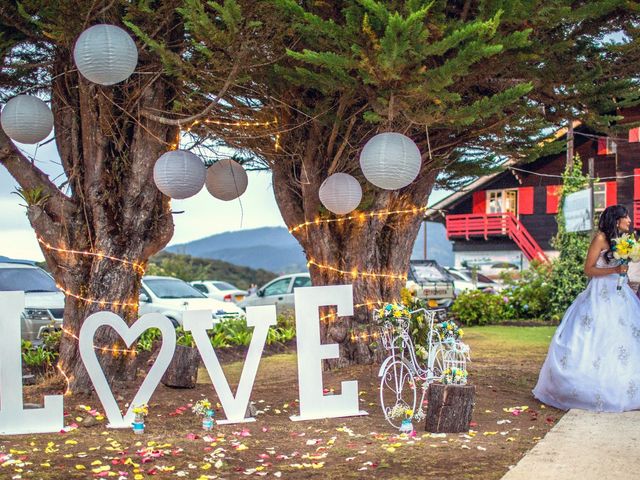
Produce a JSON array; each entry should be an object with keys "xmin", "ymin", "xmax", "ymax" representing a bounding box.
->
[
  {"xmin": 22, "ymin": 345, "xmax": 57, "ymax": 368},
  {"xmin": 137, "ymin": 327, "xmax": 162, "ymax": 352},
  {"xmin": 450, "ymin": 290, "xmax": 509, "ymax": 325},
  {"xmin": 500, "ymin": 260, "xmax": 554, "ymax": 319}
]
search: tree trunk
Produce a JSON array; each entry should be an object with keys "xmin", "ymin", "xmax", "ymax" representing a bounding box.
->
[
  {"xmin": 425, "ymin": 384, "xmax": 476, "ymax": 433},
  {"xmin": 161, "ymin": 345, "xmax": 200, "ymax": 388},
  {"xmin": 271, "ymin": 129, "xmax": 438, "ymax": 368},
  {"xmin": 0, "ymin": 26, "xmax": 180, "ymax": 393}
]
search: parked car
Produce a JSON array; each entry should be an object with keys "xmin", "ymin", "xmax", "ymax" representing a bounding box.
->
[
  {"xmin": 405, "ymin": 260, "xmax": 456, "ymax": 308},
  {"xmin": 190, "ymin": 280, "xmax": 248, "ymax": 303},
  {"xmin": 479, "ymin": 261, "xmax": 520, "ymax": 280},
  {"xmin": 139, "ymin": 276, "xmax": 244, "ymax": 326},
  {"xmin": 237, "ymin": 273, "xmax": 311, "ymax": 313},
  {"xmin": 0, "ymin": 261, "xmax": 64, "ymax": 342},
  {"xmin": 445, "ymin": 267, "xmax": 503, "ymax": 295}
]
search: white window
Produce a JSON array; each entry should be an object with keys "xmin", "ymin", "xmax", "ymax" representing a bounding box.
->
[
  {"xmin": 486, "ymin": 189, "xmax": 518, "ymax": 215},
  {"xmin": 593, "ymin": 183, "xmax": 606, "ymax": 213}
]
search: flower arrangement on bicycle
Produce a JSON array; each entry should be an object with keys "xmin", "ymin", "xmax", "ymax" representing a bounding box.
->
[
  {"xmin": 434, "ymin": 320, "xmax": 464, "ymax": 343},
  {"xmin": 442, "ymin": 367, "xmax": 468, "ymax": 385},
  {"xmin": 377, "ymin": 303, "xmax": 411, "ymax": 323}
]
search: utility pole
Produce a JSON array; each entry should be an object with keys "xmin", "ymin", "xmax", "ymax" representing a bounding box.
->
[
  {"xmin": 588, "ymin": 157, "xmax": 595, "ymax": 231},
  {"xmin": 423, "ymin": 217, "xmax": 427, "ymax": 260},
  {"xmin": 567, "ymin": 120, "xmax": 574, "ymax": 170}
]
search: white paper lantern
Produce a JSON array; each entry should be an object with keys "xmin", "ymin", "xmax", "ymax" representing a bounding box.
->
[
  {"xmin": 319, "ymin": 173, "xmax": 362, "ymax": 215},
  {"xmin": 205, "ymin": 159, "xmax": 248, "ymax": 201},
  {"xmin": 153, "ymin": 150, "xmax": 206, "ymax": 199},
  {"xmin": 359, "ymin": 132, "xmax": 422, "ymax": 190},
  {"xmin": 73, "ymin": 24, "xmax": 138, "ymax": 85},
  {"xmin": 1, "ymin": 95, "xmax": 53, "ymax": 144}
]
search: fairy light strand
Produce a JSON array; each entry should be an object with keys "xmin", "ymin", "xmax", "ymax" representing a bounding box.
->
[
  {"xmin": 307, "ymin": 260, "xmax": 407, "ymax": 281},
  {"xmin": 56, "ymin": 364, "xmax": 71, "ymax": 396},
  {"xmin": 62, "ymin": 328, "xmax": 138, "ymax": 356},
  {"xmin": 289, "ymin": 206, "xmax": 427, "ymax": 234},
  {"xmin": 38, "ymin": 238, "xmax": 145, "ymax": 275},
  {"xmin": 56, "ymin": 284, "xmax": 139, "ymax": 309},
  {"xmin": 319, "ymin": 300, "xmax": 386, "ymax": 323}
]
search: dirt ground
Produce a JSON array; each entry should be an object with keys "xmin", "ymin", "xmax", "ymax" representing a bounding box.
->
[{"xmin": 2, "ymin": 327, "xmax": 562, "ymax": 479}]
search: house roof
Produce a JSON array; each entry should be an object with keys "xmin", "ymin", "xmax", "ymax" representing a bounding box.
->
[{"xmin": 425, "ymin": 121, "xmax": 582, "ymax": 220}]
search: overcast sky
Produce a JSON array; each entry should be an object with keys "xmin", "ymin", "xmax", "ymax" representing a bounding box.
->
[{"xmin": 0, "ymin": 135, "xmax": 449, "ymax": 262}]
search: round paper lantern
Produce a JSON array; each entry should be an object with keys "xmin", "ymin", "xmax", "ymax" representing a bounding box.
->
[
  {"xmin": 319, "ymin": 173, "xmax": 362, "ymax": 215},
  {"xmin": 359, "ymin": 132, "xmax": 421, "ymax": 190},
  {"xmin": 205, "ymin": 159, "xmax": 248, "ymax": 201},
  {"xmin": 73, "ymin": 24, "xmax": 138, "ymax": 85},
  {"xmin": 153, "ymin": 150, "xmax": 206, "ymax": 199},
  {"xmin": 1, "ymin": 95, "xmax": 53, "ymax": 144}
]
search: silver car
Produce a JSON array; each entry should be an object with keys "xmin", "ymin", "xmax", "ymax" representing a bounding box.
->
[
  {"xmin": 237, "ymin": 273, "xmax": 311, "ymax": 313},
  {"xmin": 0, "ymin": 261, "xmax": 64, "ymax": 342}
]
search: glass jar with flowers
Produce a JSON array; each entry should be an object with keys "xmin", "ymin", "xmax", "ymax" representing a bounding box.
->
[
  {"xmin": 131, "ymin": 404, "xmax": 148, "ymax": 434},
  {"xmin": 192, "ymin": 399, "xmax": 215, "ymax": 431}
]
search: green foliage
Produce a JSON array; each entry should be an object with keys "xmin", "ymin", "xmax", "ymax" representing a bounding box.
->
[
  {"xmin": 547, "ymin": 156, "xmax": 592, "ymax": 320},
  {"xmin": 21, "ymin": 344, "xmax": 57, "ymax": 368},
  {"xmin": 451, "ymin": 261, "xmax": 554, "ymax": 325},
  {"xmin": 147, "ymin": 252, "xmax": 276, "ymax": 290},
  {"xmin": 136, "ymin": 328, "xmax": 162, "ymax": 352},
  {"xmin": 13, "ymin": 186, "xmax": 50, "ymax": 208},
  {"xmin": 41, "ymin": 328, "xmax": 62, "ymax": 353},
  {"xmin": 450, "ymin": 290, "xmax": 509, "ymax": 326},
  {"xmin": 500, "ymin": 261, "xmax": 554, "ymax": 319},
  {"xmin": 175, "ymin": 326, "xmax": 196, "ymax": 348}
]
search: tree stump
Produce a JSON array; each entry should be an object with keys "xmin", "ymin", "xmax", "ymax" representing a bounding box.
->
[
  {"xmin": 161, "ymin": 345, "xmax": 200, "ymax": 388},
  {"xmin": 425, "ymin": 384, "xmax": 475, "ymax": 433}
]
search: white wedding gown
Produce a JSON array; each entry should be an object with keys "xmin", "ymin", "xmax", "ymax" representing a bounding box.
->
[{"xmin": 533, "ymin": 251, "xmax": 640, "ymax": 412}]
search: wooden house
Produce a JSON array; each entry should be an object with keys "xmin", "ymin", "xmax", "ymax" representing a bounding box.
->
[{"xmin": 426, "ymin": 118, "xmax": 640, "ymax": 269}]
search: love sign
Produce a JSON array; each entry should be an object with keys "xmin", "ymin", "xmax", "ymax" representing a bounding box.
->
[
  {"xmin": 0, "ymin": 285, "xmax": 367, "ymax": 435},
  {"xmin": 79, "ymin": 312, "xmax": 176, "ymax": 428}
]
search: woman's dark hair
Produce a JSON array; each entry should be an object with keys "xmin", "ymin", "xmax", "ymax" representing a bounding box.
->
[{"xmin": 598, "ymin": 204, "xmax": 630, "ymax": 262}]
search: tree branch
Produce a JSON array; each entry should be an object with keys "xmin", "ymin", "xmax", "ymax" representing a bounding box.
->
[
  {"xmin": 139, "ymin": 58, "xmax": 241, "ymax": 126},
  {"xmin": 0, "ymin": 129, "xmax": 75, "ymax": 219}
]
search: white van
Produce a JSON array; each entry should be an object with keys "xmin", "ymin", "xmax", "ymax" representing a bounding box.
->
[{"xmin": 0, "ymin": 261, "xmax": 64, "ymax": 342}]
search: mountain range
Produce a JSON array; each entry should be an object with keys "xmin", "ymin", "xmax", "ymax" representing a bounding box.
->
[{"xmin": 167, "ymin": 223, "xmax": 453, "ymax": 274}]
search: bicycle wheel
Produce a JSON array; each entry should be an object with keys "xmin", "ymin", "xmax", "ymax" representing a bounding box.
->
[{"xmin": 379, "ymin": 360, "xmax": 417, "ymax": 429}]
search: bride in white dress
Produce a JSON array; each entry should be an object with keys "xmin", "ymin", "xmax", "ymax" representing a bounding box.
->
[{"xmin": 533, "ymin": 204, "xmax": 640, "ymax": 412}]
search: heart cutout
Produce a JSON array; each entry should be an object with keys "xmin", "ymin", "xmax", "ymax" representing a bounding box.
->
[{"xmin": 79, "ymin": 312, "xmax": 176, "ymax": 428}]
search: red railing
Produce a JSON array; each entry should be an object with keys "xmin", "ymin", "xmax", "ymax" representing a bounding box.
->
[
  {"xmin": 635, "ymin": 200, "xmax": 640, "ymax": 227},
  {"xmin": 446, "ymin": 213, "xmax": 548, "ymax": 263}
]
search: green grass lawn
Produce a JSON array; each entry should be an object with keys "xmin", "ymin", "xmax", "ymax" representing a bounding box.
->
[{"xmin": 463, "ymin": 325, "xmax": 556, "ymax": 360}]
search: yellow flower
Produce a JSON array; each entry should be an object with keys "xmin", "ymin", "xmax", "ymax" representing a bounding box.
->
[{"xmin": 458, "ymin": 329, "xmax": 464, "ymax": 336}]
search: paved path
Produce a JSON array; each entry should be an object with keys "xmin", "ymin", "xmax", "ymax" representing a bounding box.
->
[{"xmin": 501, "ymin": 409, "xmax": 640, "ymax": 480}]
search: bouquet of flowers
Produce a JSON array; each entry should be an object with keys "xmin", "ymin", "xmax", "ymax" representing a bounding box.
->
[
  {"xmin": 434, "ymin": 320, "xmax": 464, "ymax": 343},
  {"xmin": 612, "ymin": 233, "xmax": 639, "ymax": 290},
  {"xmin": 192, "ymin": 399, "xmax": 215, "ymax": 431},
  {"xmin": 442, "ymin": 367, "xmax": 468, "ymax": 385},
  {"xmin": 376, "ymin": 303, "xmax": 411, "ymax": 327},
  {"xmin": 192, "ymin": 399, "xmax": 212, "ymax": 416}
]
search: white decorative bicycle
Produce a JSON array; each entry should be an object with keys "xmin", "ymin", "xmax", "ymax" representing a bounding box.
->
[{"xmin": 376, "ymin": 307, "xmax": 469, "ymax": 428}]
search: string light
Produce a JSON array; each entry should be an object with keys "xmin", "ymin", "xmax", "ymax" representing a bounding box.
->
[
  {"xmin": 56, "ymin": 284, "xmax": 139, "ymax": 309},
  {"xmin": 38, "ymin": 238, "xmax": 145, "ymax": 275},
  {"xmin": 350, "ymin": 330, "xmax": 380, "ymax": 343},
  {"xmin": 319, "ymin": 300, "xmax": 385, "ymax": 323},
  {"xmin": 289, "ymin": 206, "xmax": 427, "ymax": 234},
  {"xmin": 62, "ymin": 327, "xmax": 138, "ymax": 356},
  {"xmin": 307, "ymin": 260, "xmax": 407, "ymax": 281},
  {"xmin": 56, "ymin": 364, "xmax": 71, "ymax": 395},
  {"xmin": 169, "ymin": 116, "xmax": 279, "ymax": 151}
]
